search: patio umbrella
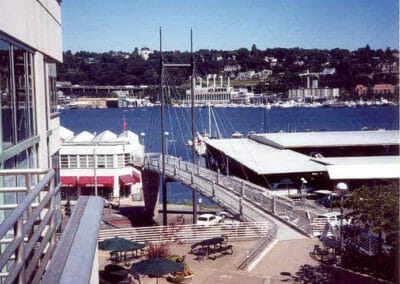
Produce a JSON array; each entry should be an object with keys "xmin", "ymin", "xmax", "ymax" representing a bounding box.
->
[
  {"xmin": 130, "ymin": 257, "xmax": 184, "ymax": 284},
  {"xmin": 99, "ymin": 237, "xmax": 144, "ymax": 252}
]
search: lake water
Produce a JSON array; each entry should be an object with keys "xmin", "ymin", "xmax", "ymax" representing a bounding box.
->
[{"xmin": 60, "ymin": 106, "xmax": 399, "ymax": 205}]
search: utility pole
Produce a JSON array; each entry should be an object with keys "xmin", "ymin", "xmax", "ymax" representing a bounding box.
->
[
  {"xmin": 191, "ymin": 28, "xmax": 198, "ymax": 224},
  {"xmin": 160, "ymin": 27, "xmax": 167, "ymax": 226}
]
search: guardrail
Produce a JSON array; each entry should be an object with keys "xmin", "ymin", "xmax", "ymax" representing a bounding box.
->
[
  {"xmin": 42, "ymin": 196, "xmax": 104, "ymax": 284},
  {"xmin": 139, "ymin": 154, "xmax": 313, "ymax": 236},
  {"xmin": 237, "ymin": 224, "xmax": 278, "ymax": 271},
  {"xmin": 98, "ymin": 222, "xmax": 273, "ymax": 244},
  {"xmin": 0, "ymin": 169, "xmax": 59, "ymax": 284}
]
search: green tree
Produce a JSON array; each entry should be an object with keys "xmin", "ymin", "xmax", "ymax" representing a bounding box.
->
[{"xmin": 343, "ymin": 183, "xmax": 399, "ymax": 256}]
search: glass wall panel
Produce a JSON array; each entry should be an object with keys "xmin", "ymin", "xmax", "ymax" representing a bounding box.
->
[
  {"xmin": 0, "ymin": 39, "xmax": 13, "ymax": 149},
  {"xmin": 27, "ymin": 53, "xmax": 35, "ymax": 135},
  {"xmin": 13, "ymin": 46, "xmax": 29, "ymax": 142},
  {"xmin": 47, "ymin": 63, "xmax": 57, "ymax": 113}
]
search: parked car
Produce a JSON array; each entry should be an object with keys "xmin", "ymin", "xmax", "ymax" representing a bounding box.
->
[
  {"xmin": 197, "ymin": 214, "xmax": 221, "ymax": 226},
  {"xmin": 315, "ymin": 195, "xmax": 341, "ymax": 208},
  {"xmin": 215, "ymin": 210, "xmax": 232, "ymax": 219},
  {"xmin": 270, "ymin": 182, "xmax": 299, "ymax": 196},
  {"xmin": 315, "ymin": 212, "xmax": 352, "ymax": 227}
]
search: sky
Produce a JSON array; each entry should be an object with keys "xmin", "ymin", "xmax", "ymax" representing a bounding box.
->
[{"xmin": 61, "ymin": 0, "xmax": 399, "ymax": 52}]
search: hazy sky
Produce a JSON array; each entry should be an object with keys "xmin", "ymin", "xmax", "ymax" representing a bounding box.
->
[{"xmin": 62, "ymin": 0, "xmax": 399, "ymax": 52}]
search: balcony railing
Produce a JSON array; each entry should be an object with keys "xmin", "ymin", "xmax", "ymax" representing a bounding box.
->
[{"xmin": 0, "ymin": 169, "xmax": 59, "ymax": 284}]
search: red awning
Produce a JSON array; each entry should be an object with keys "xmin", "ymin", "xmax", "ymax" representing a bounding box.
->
[
  {"xmin": 132, "ymin": 171, "xmax": 141, "ymax": 182},
  {"xmin": 77, "ymin": 176, "xmax": 114, "ymax": 188},
  {"xmin": 61, "ymin": 176, "xmax": 77, "ymax": 187},
  {"xmin": 119, "ymin": 175, "xmax": 136, "ymax": 186}
]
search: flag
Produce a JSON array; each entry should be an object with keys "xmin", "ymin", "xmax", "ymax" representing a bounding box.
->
[{"xmin": 123, "ymin": 116, "xmax": 127, "ymax": 131}]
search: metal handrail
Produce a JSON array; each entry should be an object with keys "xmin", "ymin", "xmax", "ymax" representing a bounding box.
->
[
  {"xmin": 99, "ymin": 222, "xmax": 273, "ymax": 243},
  {"xmin": 0, "ymin": 168, "xmax": 59, "ymax": 284},
  {"xmin": 142, "ymin": 153, "xmax": 313, "ymax": 236}
]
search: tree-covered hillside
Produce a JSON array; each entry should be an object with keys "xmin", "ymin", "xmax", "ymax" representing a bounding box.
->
[{"xmin": 57, "ymin": 45, "xmax": 398, "ymax": 93}]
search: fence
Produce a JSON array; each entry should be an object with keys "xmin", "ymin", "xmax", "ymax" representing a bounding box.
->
[
  {"xmin": 0, "ymin": 169, "xmax": 59, "ymax": 284},
  {"xmin": 98, "ymin": 222, "xmax": 274, "ymax": 244},
  {"xmin": 141, "ymin": 154, "xmax": 314, "ymax": 236},
  {"xmin": 237, "ymin": 223, "xmax": 278, "ymax": 271}
]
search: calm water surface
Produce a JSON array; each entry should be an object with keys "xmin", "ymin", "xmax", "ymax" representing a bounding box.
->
[{"xmin": 60, "ymin": 106, "xmax": 399, "ymax": 205}]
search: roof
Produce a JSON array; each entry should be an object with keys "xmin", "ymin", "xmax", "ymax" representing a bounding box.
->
[
  {"xmin": 250, "ymin": 130, "xmax": 399, "ymax": 149},
  {"xmin": 313, "ymin": 156, "xmax": 400, "ymax": 166},
  {"xmin": 113, "ymin": 131, "xmax": 139, "ymax": 144},
  {"xmin": 69, "ymin": 131, "xmax": 95, "ymax": 143},
  {"xmin": 327, "ymin": 163, "xmax": 400, "ymax": 180},
  {"xmin": 60, "ymin": 126, "xmax": 74, "ymax": 142},
  {"xmin": 206, "ymin": 138, "xmax": 326, "ymax": 175}
]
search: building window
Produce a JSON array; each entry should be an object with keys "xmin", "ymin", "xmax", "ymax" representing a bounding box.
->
[
  {"xmin": 79, "ymin": 155, "xmax": 88, "ymax": 168},
  {"xmin": 106, "ymin": 155, "xmax": 114, "ymax": 168},
  {"xmin": 51, "ymin": 151, "xmax": 60, "ymax": 187},
  {"xmin": 69, "ymin": 155, "xmax": 77, "ymax": 168},
  {"xmin": 88, "ymin": 155, "xmax": 94, "ymax": 168},
  {"xmin": 97, "ymin": 155, "xmax": 105, "ymax": 168},
  {"xmin": 124, "ymin": 154, "xmax": 130, "ymax": 166},
  {"xmin": 47, "ymin": 63, "xmax": 58, "ymax": 113},
  {"xmin": 0, "ymin": 39, "xmax": 13, "ymax": 150},
  {"xmin": 60, "ymin": 155, "xmax": 68, "ymax": 168},
  {"xmin": 117, "ymin": 154, "xmax": 124, "ymax": 168}
]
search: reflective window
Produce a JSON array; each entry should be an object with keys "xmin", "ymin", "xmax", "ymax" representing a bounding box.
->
[
  {"xmin": 106, "ymin": 155, "xmax": 114, "ymax": 168},
  {"xmin": 0, "ymin": 39, "xmax": 13, "ymax": 149},
  {"xmin": 69, "ymin": 155, "xmax": 77, "ymax": 168},
  {"xmin": 13, "ymin": 46, "xmax": 29, "ymax": 142},
  {"xmin": 88, "ymin": 155, "xmax": 94, "ymax": 168},
  {"xmin": 97, "ymin": 155, "xmax": 105, "ymax": 168},
  {"xmin": 27, "ymin": 54, "xmax": 35, "ymax": 135},
  {"xmin": 79, "ymin": 155, "xmax": 88, "ymax": 168},
  {"xmin": 117, "ymin": 154, "xmax": 124, "ymax": 168},
  {"xmin": 47, "ymin": 63, "xmax": 57, "ymax": 113},
  {"xmin": 60, "ymin": 155, "xmax": 68, "ymax": 168}
]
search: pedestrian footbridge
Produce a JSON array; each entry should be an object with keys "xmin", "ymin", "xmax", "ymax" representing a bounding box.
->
[{"xmin": 134, "ymin": 154, "xmax": 322, "ymax": 239}]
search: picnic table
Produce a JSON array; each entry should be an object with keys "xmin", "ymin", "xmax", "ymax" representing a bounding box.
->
[
  {"xmin": 194, "ymin": 237, "xmax": 233, "ymax": 260},
  {"xmin": 323, "ymin": 239, "xmax": 341, "ymax": 259}
]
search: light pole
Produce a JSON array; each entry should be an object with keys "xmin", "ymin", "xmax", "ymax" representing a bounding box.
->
[
  {"xmin": 164, "ymin": 131, "xmax": 169, "ymax": 156},
  {"xmin": 140, "ymin": 132, "xmax": 146, "ymax": 145},
  {"xmin": 336, "ymin": 182, "xmax": 349, "ymax": 267},
  {"xmin": 300, "ymin": 177, "xmax": 307, "ymax": 209}
]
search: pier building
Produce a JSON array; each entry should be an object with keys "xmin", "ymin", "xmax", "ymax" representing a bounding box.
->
[
  {"xmin": 59, "ymin": 127, "xmax": 144, "ymax": 201},
  {"xmin": 205, "ymin": 130, "xmax": 400, "ymax": 193}
]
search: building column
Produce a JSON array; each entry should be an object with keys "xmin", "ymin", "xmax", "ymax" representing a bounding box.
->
[{"xmin": 113, "ymin": 175, "xmax": 120, "ymax": 200}]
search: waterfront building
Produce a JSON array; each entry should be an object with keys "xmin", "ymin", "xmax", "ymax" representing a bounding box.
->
[
  {"xmin": 355, "ymin": 84, "xmax": 396, "ymax": 97},
  {"xmin": 183, "ymin": 74, "xmax": 238, "ymax": 105},
  {"xmin": 205, "ymin": 130, "xmax": 400, "ymax": 192},
  {"xmin": 288, "ymin": 86, "xmax": 340, "ymax": 101},
  {"xmin": 59, "ymin": 127, "xmax": 144, "ymax": 201}
]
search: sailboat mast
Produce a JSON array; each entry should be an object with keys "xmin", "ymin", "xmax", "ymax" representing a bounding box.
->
[
  {"xmin": 208, "ymin": 103, "xmax": 211, "ymax": 136},
  {"xmin": 190, "ymin": 28, "xmax": 197, "ymax": 224},
  {"xmin": 160, "ymin": 27, "xmax": 167, "ymax": 226}
]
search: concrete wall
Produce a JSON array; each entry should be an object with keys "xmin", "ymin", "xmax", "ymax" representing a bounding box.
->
[{"xmin": 0, "ymin": 0, "xmax": 62, "ymax": 61}]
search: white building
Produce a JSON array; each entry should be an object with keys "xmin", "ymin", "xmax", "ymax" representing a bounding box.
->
[
  {"xmin": 183, "ymin": 75, "xmax": 238, "ymax": 105},
  {"xmin": 59, "ymin": 127, "xmax": 144, "ymax": 201},
  {"xmin": 138, "ymin": 47, "xmax": 153, "ymax": 60},
  {"xmin": 288, "ymin": 87, "xmax": 340, "ymax": 101}
]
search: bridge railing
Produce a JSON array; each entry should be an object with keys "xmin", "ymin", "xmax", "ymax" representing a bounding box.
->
[{"xmin": 142, "ymin": 154, "xmax": 313, "ymax": 236}]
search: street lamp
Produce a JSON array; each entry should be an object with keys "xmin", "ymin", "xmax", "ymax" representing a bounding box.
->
[
  {"xmin": 164, "ymin": 131, "xmax": 170, "ymax": 156},
  {"xmin": 140, "ymin": 132, "xmax": 146, "ymax": 145},
  {"xmin": 335, "ymin": 182, "xmax": 349, "ymax": 267},
  {"xmin": 300, "ymin": 177, "xmax": 307, "ymax": 208}
]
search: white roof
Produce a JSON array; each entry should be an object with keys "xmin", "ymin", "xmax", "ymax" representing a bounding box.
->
[
  {"xmin": 251, "ymin": 130, "xmax": 399, "ymax": 149},
  {"xmin": 313, "ymin": 156, "xmax": 400, "ymax": 165},
  {"xmin": 113, "ymin": 131, "xmax": 139, "ymax": 144},
  {"xmin": 59, "ymin": 126, "xmax": 74, "ymax": 142},
  {"xmin": 327, "ymin": 163, "xmax": 400, "ymax": 180},
  {"xmin": 69, "ymin": 131, "xmax": 95, "ymax": 143},
  {"xmin": 206, "ymin": 138, "xmax": 326, "ymax": 175},
  {"xmin": 92, "ymin": 130, "xmax": 117, "ymax": 143}
]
